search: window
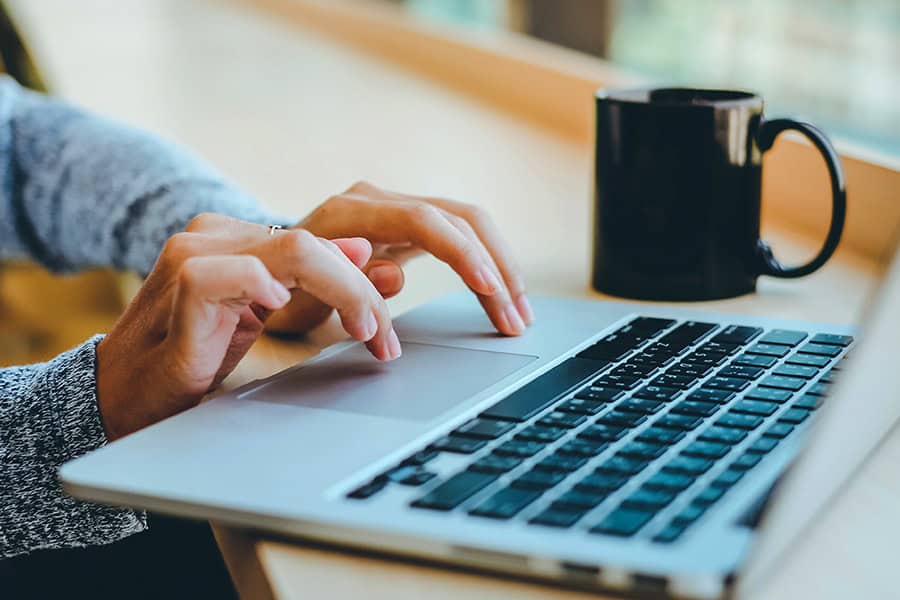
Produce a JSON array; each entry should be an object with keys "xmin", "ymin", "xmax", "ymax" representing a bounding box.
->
[{"xmin": 395, "ymin": 0, "xmax": 900, "ymax": 156}]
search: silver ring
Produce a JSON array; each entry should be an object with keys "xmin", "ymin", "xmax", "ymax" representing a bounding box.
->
[{"xmin": 267, "ymin": 224, "xmax": 284, "ymax": 236}]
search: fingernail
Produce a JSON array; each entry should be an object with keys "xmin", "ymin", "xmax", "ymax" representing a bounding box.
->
[
  {"xmin": 270, "ymin": 280, "xmax": 291, "ymax": 305},
  {"xmin": 367, "ymin": 266, "xmax": 395, "ymax": 292},
  {"xmin": 363, "ymin": 311, "xmax": 378, "ymax": 341},
  {"xmin": 474, "ymin": 265, "xmax": 502, "ymax": 295},
  {"xmin": 386, "ymin": 328, "xmax": 402, "ymax": 360},
  {"xmin": 503, "ymin": 303, "xmax": 526, "ymax": 335},
  {"xmin": 514, "ymin": 294, "xmax": 535, "ymax": 325}
]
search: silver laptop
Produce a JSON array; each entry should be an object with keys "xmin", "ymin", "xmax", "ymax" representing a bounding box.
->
[{"xmin": 60, "ymin": 251, "xmax": 900, "ymax": 599}]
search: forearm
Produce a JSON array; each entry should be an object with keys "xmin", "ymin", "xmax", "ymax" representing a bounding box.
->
[
  {"xmin": 0, "ymin": 337, "xmax": 146, "ymax": 558},
  {"xmin": 0, "ymin": 76, "xmax": 286, "ymax": 274}
]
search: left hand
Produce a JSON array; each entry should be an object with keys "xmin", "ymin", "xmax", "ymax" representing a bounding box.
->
[{"xmin": 266, "ymin": 181, "xmax": 533, "ymax": 336}]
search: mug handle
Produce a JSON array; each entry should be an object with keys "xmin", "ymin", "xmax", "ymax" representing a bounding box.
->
[{"xmin": 754, "ymin": 118, "xmax": 847, "ymax": 278}]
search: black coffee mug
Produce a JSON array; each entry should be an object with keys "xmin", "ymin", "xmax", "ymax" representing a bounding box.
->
[{"xmin": 591, "ymin": 88, "xmax": 846, "ymax": 301}]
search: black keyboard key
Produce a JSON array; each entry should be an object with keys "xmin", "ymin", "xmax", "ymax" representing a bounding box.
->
[
  {"xmin": 594, "ymin": 374, "xmax": 641, "ymax": 390},
  {"xmin": 716, "ymin": 413, "xmax": 764, "ymax": 430},
  {"xmin": 764, "ymin": 422, "xmax": 795, "ymax": 438},
  {"xmin": 786, "ymin": 353, "xmax": 831, "ymax": 368},
  {"xmin": 650, "ymin": 374, "xmax": 697, "ymax": 389},
  {"xmin": 637, "ymin": 427, "xmax": 686, "ymax": 445},
  {"xmin": 529, "ymin": 508, "xmax": 584, "ymax": 528},
  {"xmin": 643, "ymin": 472, "xmax": 694, "ymax": 492},
  {"xmin": 553, "ymin": 491, "xmax": 606, "ymax": 511},
  {"xmin": 494, "ymin": 440, "xmax": 545, "ymax": 458},
  {"xmin": 731, "ymin": 400, "xmax": 779, "ymax": 416},
  {"xmin": 809, "ymin": 333, "xmax": 853, "ymax": 347},
  {"xmin": 693, "ymin": 486, "xmax": 726, "ymax": 506},
  {"xmin": 470, "ymin": 487, "xmax": 542, "ymax": 519},
  {"xmin": 576, "ymin": 472, "xmax": 628, "ymax": 494},
  {"xmin": 682, "ymin": 441, "xmax": 730, "ymax": 459},
  {"xmin": 630, "ymin": 352, "xmax": 676, "ymax": 367},
  {"xmin": 745, "ymin": 387, "xmax": 793, "ymax": 403},
  {"xmin": 671, "ymin": 400, "xmax": 719, "ymax": 417},
  {"xmin": 574, "ymin": 386, "xmax": 624, "ymax": 403},
  {"xmin": 619, "ymin": 398, "xmax": 664, "ymax": 415},
  {"xmin": 711, "ymin": 469, "xmax": 745, "ymax": 488},
  {"xmin": 794, "ymin": 394, "xmax": 823, "ymax": 410},
  {"xmin": 718, "ymin": 365, "xmax": 764, "ymax": 380},
  {"xmin": 698, "ymin": 426, "xmax": 748, "ymax": 445},
  {"xmin": 385, "ymin": 466, "xmax": 436, "ymax": 486},
  {"xmin": 659, "ymin": 321, "xmax": 718, "ymax": 348},
  {"xmin": 664, "ymin": 456, "xmax": 713, "ymax": 475},
  {"xmin": 758, "ymin": 330, "xmax": 807, "ymax": 346},
  {"xmin": 596, "ymin": 411, "xmax": 647, "ymax": 427},
  {"xmin": 558, "ymin": 439, "xmax": 608, "ymax": 458},
  {"xmin": 731, "ymin": 453, "xmax": 762, "ymax": 470},
  {"xmin": 759, "ymin": 375, "xmax": 807, "ymax": 391},
  {"xmin": 819, "ymin": 370, "xmax": 838, "ymax": 384},
  {"xmin": 402, "ymin": 449, "xmax": 439, "ymax": 467},
  {"xmin": 512, "ymin": 469, "xmax": 567, "ymax": 490},
  {"xmin": 672, "ymin": 504, "xmax": 706, "ymax": 525},
  {"xmin": 591, "ymin": 508, "xmax": 654, "ymax": 537},
  {"xmin": 431, "ymin": 435, "xmax": 486, "ymax": 454},
  {"xmin": 733, "ymin": 353, "xmax": 779, "ymax": 368},
  {"xmin": 538, "ymin": 411, "xmax": 586, "ymax": 429},
  {"xmin": 681, "ymin": 353, "xmax": 727, "ymax": 367},
  {"xmin": 704, "ymin": 376, "xmax": 750, "ymax": 392},
  {"xmin": 558, "ymin": 398, "xmax": 606, "ymax": 415},
  {"xmin": 629, "ymin": 316, "xmax": 677, "ymax": 333},
  {"xmin": 798, "ymin": 343, "xmax": 843, "ymax": 357},
  {"xmin": 614, "ymin": 363, "xmax": 659, "ymax": 377},
  {"xmin": 482, "ymin": 358, "xmax": 606, "ymax": 422},
  {"xmin": 454, "ymin": 418, "xmax": 515, "ymax": 440},
  {"xmin": 623, "ymin": 489, "xmax": 675, "ymax": 512},
  {"xmin": 748, "ymin": 437, "xmax": 779, "ymax": 454},
  {"xmin": 667, "ymin": 364, "xmax": 713, "ymax": 378},
  {"xmin": 470, "ymin": 455, "xmax": 522, "ymax": 474},
  {"xmin": 700, "ymin": 341, "xmax": 741, "ymax": 355},
  {"xmin": 807, "ymin": 382, "xmax": 831, "ymax": 397},
  {"xmin": 711, "ymin": 325, "xmax": 762, "ymax": 345},
  {"xmin": 772, "ymin": 364, "xmax": 819, "ymax": 379},
  {"xmin": 579, "ymin": 423, "xmax": 627, "ymax": 442},
  {"xmin": 653, "ymin": 525, "xmax": 686, "ymax": 544},
  {"xmin": 411, "ymin": 471, "xmax": 497, "ymax": 511},
  {"xmin": 633, "ymin": 385, "xmax": 681, "ymax": 402},
  {"xmin": 536, "ymin": 453, "xmax": 588, "ymax": 473},
  {"xmin": 578, "ymin": 342, "xmax": 630, "ymax": 363},
  {"xmin": 516, "ymin": 425, "xmax": 567, "ymax": 443},
  {"xmin": 596, "ymin": 455, "xmax": 649, "ymax": 476},
  {"xmin": 687, "ymin": 388, "xmax": 735, "ymax": 404},
  {"xmin": 746, "ymin": 343, "xmax": 791, "ymax": 358},
  {"xmin": 779, "ymin": 408, "xmax": 811, "ymax": 424},
  {"xmin": 347, "ymin": 478, "xmax": 387, "ymax": 499},
  {"xmin": 656, "ymin": 414, "xmax": 702, "ymax": 431},
  {"xmin": 618, "ymin": 441, "xmax": 667, "ymax": 460}
]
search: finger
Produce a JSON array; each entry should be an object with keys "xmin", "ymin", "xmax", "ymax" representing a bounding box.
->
[
  {"xmin": 168, "ymin": 255, "xmax": 292, "ymax": 389},
  {"xmin": 443, "ymin": 213, "xmax": 525, "ymax": 336},
  {"xmin": 255, "ymin": 229, "xmax": 400, "ymax": 360},
  {"xmin": 364, "ymin": 259, "xmax": 405, "ymax": 299},
  {"xmin": 330, "ymin": 237, "xmax": 373, "ymax": 268},
  {"xmin": 408, "ymin": 196, "xmax": 533, "ymax": 325},
  {"xmin": 304, "ymin": 192, "xmax": 502, "ymax": 297}
]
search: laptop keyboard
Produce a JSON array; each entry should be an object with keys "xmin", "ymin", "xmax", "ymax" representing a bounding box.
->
[{"xmin": 346, "ymin": 317, "xmax": 852, "ymax": 543}]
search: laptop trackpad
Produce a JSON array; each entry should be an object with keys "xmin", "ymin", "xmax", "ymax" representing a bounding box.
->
[{"xmin": 242, "ymin": 342, "xmax": 537, "ymax": 422}]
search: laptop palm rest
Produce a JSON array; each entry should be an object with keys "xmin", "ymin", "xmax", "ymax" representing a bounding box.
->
[{"xmin": 241, "ymin": 342, "xmax": 537, "ymax": 422}]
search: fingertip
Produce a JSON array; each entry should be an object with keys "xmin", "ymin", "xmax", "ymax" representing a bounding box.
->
[
  {"xmin": 269, "ymin": 279, "xmax": 292, "ymax": 307},
  {"xmin": 514, "ymin": 294, "xmax": 535, "ymax": 325},
  {"xmin": 498, "ymin": 303, "xmax": 526, "ymax": 336}
]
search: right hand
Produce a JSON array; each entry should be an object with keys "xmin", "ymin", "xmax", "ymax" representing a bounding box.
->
[{"xmin": 96, "ymin": 214, "xmax": 399, "ymax": 441}]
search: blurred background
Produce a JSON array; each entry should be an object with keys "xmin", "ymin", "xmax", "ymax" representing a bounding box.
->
[
  {"xmin": 396, "ymin": 0, "xmax": 900, "ymax": 156},
  {"xmin": 0, "ymin": 0, "xmax": 896, "ymax": 367}
]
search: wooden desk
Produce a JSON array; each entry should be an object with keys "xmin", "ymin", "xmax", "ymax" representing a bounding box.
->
[{"xmin": 10, "ymin": 0, "xmax": 896, "ymax": 598}]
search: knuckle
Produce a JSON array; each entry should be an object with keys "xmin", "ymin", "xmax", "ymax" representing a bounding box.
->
[
  {"xmin": 280, "ymin": 228, "xmax": 318, "ymax": 259},
  {"xmin": 176, "ymin": 257, "xmax": 204, "ymax": 289},
  {"xmin": 408, "ymin": 203, "xmax": 442, "ymax": 224},
  {"xmin": 348, "ymin": 180, "xmax": 376, "ymax": 194},
  {"xmin": 160, "ymin": 232, "xmax": 196, "ymax": 264},
  {"xmin": 464, "ymin": 204, "xmax": 490, "ymax": 227},
  {"xmin": 185, "ymin": 212, "xmax": 217, "ymax": 232}
]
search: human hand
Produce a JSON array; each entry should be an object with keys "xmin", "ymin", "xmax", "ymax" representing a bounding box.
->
[
  {"xmin": 265, "ymin": 181, "xmax": 533, "ymax": 336},
  {"xmin": 96, "ymin": 214, "xmax": 397, "ymax": 440}
]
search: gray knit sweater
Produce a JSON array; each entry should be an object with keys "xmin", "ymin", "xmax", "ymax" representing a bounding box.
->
[{"xmin": 0, "ymin": 76, "xmax": 283, "ymax": 558}]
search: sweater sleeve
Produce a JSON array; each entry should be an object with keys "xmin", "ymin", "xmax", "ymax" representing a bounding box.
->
[
  {"xmin": 0, "ymin": 336, "xmax": 147, "ymax": 558},
  {"xmin": 0, "ymin": 75, "xmax": 289, "ymax": 274}
]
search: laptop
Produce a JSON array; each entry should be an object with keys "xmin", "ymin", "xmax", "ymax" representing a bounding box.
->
[{"xmin": 60, "ymin": 249, "xmax": 900, "ymax": 599}]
